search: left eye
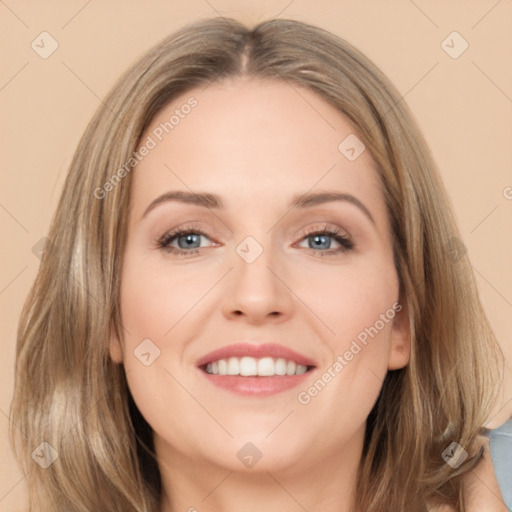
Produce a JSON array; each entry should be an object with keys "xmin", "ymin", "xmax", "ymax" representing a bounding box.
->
[{"xmin": 296, "ymin": 228, "xmax": 354, "ymax": 255}]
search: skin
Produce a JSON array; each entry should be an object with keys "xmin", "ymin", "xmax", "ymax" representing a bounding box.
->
[{"xmin": 109, "ymin": 76, "xmax": 413, "ymax": 512}]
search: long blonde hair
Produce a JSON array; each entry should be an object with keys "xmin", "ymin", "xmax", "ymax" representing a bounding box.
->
[{"xmin": 10, "ymin": 17, "xmax": 504, "ymax": 511}]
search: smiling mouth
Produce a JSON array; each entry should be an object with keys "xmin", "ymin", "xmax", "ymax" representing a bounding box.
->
[{"xmin": 201, "ymin": 356, "xmax": 315, "ymax": 377}]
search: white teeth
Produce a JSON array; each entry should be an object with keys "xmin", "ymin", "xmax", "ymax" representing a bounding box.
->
[
  {"xmin": 275, "ymin": 358, "xmax": 287, "ymax": 375},
  {"xmin": 296, "ymin": 365, "xmax": 307, "ymax": 375},
  {"xmin": 227, "ymin": 357, "xmax": 239, "ymax": 375},
  {"xmin": 286, "ymin": 360, "xmax": 296, "ymax": 376},
  {"xmin": 240, "ymin": 356, "xmax": 257, "ymax": 376},
  {"xmin": 218, "ymin": 359, "xmax": 227, "ymax": 375},
  {"xmin": 257, "ymin": 357, "xmax": 275, "ymax": 376},
  {"xmin": 204, "ymin": 356, "xmax": 311, "ymax": 376}
]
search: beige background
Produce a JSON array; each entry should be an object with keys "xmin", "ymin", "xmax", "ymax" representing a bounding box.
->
[{"xmin": 1, "ymin": 0, "xmax": 511, "ymax": 509}]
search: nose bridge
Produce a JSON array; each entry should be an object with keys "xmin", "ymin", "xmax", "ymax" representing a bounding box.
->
[
  {"xmin": 234, "ymin": 232, "xmax": 280, "ymax": 295},
  {"xmin": 223, "ymin": 231, "xmax": 293, "ymax": 321}
]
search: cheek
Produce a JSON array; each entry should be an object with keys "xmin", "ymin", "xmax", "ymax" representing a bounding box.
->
[
  {"xmin": 118, "ymin": 255, "xmax": 208, "ymax": 450},
  {"xmin": 119, "ymin": 254, "xmax": 204, "ymax": 343},
  {"xmin": 293, "ymin": 257, "xmax": 398, "ymax": 409},
  {"xmin": 297, "ymin": 256, "xmax": 399, "ymax": 350}
]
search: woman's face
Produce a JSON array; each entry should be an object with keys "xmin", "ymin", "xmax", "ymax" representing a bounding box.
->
[{"xmin": 110, "ymin": 77, "xmax": 410, "ymax": 474}]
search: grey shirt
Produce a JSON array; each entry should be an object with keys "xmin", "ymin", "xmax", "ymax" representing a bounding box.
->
[{"xmin": 488, "ymin": 417, "xmax": 512, "ymax": 508}]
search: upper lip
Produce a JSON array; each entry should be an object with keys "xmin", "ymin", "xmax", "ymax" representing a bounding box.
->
[{"xmin": 196, "ymin": 343, "xmax": 317, "ymax": 368}]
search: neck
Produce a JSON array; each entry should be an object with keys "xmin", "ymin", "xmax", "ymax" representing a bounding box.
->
[{"xmin": 157, "ymin": 429, "xmax": 364, "ymax": 512}]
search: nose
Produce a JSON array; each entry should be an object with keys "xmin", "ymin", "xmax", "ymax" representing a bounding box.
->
[{"xmin": 221, "ymin": 243, "xmax": 295, "ymax": 325}]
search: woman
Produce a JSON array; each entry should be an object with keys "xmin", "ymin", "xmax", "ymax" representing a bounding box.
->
[{"xmin": 9, "ymin": 17, "xmax": 508, "ymax": 511}]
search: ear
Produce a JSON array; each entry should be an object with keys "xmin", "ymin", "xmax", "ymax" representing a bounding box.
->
[
  {"xmin": 108, "ymin": 323, "xmax": 124, "ymax": 364},
  {"xmin": 387, "ymin": 298, "xmax": 411, "ymax": 370}
]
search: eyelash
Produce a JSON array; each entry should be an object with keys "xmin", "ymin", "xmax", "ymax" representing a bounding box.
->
[{"xmin": 156, "ymin": 223, "xmax": 355, "ymax": 257}]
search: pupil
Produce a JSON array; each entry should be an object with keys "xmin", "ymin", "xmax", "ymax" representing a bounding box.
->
[
  {"xmin": 179, "ymin": 234, "xmax": 199, "ymax": 249},
  {"xmin": 312, "ymin": 235, "xmax": 330, "ymax": 249}
]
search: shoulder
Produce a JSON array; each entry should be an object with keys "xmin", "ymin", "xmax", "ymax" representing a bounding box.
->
[
  {"xmin": 462, "ymin": 426, "xmax": 510, "ymax": 511},
  {"xmin": 428, "ymin": 424, "xmax": 511, "ymax": 512},
  {"xmin": 487, "ymin": 418, "xmax": 512, "ymax": 508}
]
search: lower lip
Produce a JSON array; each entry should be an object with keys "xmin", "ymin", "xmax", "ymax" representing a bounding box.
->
[{"xmin": 199, "ymin": 370, "xmax": 313, "ymax": 396}]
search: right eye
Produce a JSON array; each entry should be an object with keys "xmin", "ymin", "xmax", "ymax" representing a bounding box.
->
[{"xmin": 157, "ymin": 228, "xmax": 214, "ymax": 255}]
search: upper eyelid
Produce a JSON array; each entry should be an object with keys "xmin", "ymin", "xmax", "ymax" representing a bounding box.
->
[{"xmin": 159, "ymin": 221, "xmax": 348, "ymax": 236}]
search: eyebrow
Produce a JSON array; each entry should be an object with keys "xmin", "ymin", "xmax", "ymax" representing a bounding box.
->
[{"xmin": 142, "ymin": 190, "xmax": 375, "ymax": 224}]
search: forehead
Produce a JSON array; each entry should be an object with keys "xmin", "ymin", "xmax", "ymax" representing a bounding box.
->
[{"xmin": 131, "ymin": 77, "xmax": 385, "ymax": 221}]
